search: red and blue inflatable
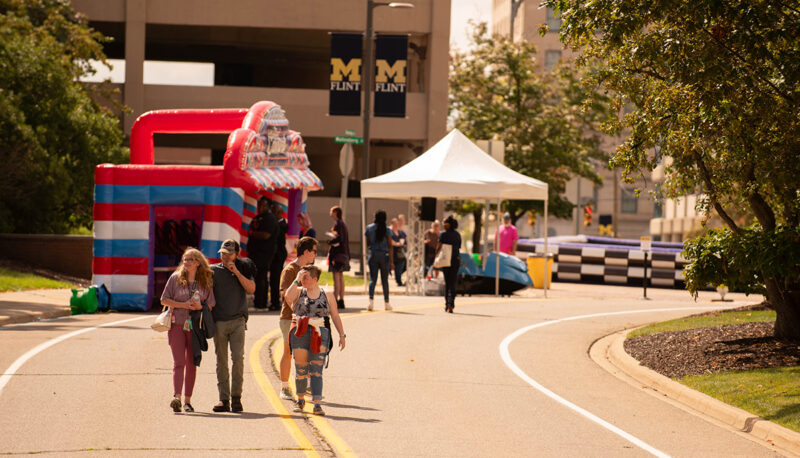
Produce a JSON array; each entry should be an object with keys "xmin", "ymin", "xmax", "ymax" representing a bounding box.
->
[{"xmin": 93, "ymin": 101, "xmax": 323, "ymax": 311}]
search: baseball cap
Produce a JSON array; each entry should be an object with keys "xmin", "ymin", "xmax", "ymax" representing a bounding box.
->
[
  {"xmin": 502, "ymin": 212, "xmax": 511, "ymax": 219},
  {"xmin": 218, "ymin": 239, "xmax": 240, "ymax": 255}
]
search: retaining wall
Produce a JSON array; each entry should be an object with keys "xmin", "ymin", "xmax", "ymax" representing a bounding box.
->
[{"xmin": 0, "ymin": 234, "xmax": 92, "ymax": 279}]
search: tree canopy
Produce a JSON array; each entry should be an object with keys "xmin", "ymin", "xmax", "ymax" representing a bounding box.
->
[
  {"xmin": 544, "ymin": 0, "xmax": 800, "ymax": 339},
  {"xmin": 0, "ymin": 0, "xmax": 127, "ymax": 233},
  {"xmin": 449, "ymin": 22, "xmax": 612, "ymax": 229}
]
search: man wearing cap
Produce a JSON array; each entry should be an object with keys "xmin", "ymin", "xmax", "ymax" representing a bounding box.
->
[
  {"xmin": 495, "ymin": 213, "xmax": 519, "ymax": 255},
  {"xmin": 210, "ymin": 239, "xmax": 256, "ymax": 413}
]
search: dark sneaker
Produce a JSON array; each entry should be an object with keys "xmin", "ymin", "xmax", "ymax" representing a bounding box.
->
[
  {"xmin": 170, "ymin": 397, "xmax": 182, "ymax": 413},
  {"xmin": 231, "ymin": 397, "xmax": 243, "ymax": 412},
  {"xmin": 213, "ymin": 400, "xmax": 230, "ymax": 412},
  {"xmin": 293, "ymin": 399, "xmax": 306, "ymax": 413},
  {"xmin": 312, "ymin": 404, "xmax": 325, "ymax": 416}
]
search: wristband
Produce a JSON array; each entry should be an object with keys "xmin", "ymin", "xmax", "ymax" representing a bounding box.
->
[
  {"xmin": 295, "ymin": 279, "xmax": 301, "ymax": 286},
  {"xmin": 341, "ymin": 334, "xmax": 346, "ymax": 338}
]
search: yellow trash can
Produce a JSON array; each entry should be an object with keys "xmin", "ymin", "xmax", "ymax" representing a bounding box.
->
[{"xmin": 526, "ymin": 256, "xmax": 553, "ymax": 289}]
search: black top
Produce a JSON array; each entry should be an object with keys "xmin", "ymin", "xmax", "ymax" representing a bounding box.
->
[
  {"xmin": 328, "ymin": 219, "xmax": 350, "ymax": 258},
  {"xmin": 275, "ymin": 217, "xmax": 288, "ymax": 260},
  {"xmin": 438, "ymin": 229, "xmax": 462, "ymax": 267},
  {"xmin": 391, "ymin": 229, "xmax": 407, "ymax": 258},
  {"xmin": 299, "ymin": 227, "xmax": 317, "ymax": 240},
  {"xmin": 249, "ymin": 211, "xmax": 278, "ymax": 261},
  {"xmin": 210, "ymin": 257, "xmax": 256, "ymax": 322}
]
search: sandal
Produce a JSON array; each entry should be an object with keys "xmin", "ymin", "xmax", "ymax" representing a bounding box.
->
[{"xmin": 183, "ymin": 403, "xmax": 194, "ymax": 413}]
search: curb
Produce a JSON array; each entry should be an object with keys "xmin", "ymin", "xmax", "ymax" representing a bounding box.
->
[
  {"xmin": 595, "ymin": 330, "xmax": 800, "ymax": 457},
  {"xmin": 0, "ymin": 308, "xmax": 71, "ymax": 328}
]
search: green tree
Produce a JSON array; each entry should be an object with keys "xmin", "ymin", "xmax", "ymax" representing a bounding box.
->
[
  {"xmin": 0, "ymin": 0, "xmax": 127, "ymax": 233},
  {"xmin": 544, "ymin": 0, "xmax": 800, "ymax": 339},
  {"xmin": 449, "ymin": 22, "xmax": 612, "ymax": 251}
]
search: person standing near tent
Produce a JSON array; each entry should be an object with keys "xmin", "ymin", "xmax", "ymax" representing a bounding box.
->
[
  {"xmin": 365, "ymin": 210, "xmax": 394, "ymax": 311},
  {"xmin": 211, "ymin": 239, "xmax": 256, "ymax": 413},
  {"xmin": 390, "ymin": 217, "xmax": 407, "ymax": 286},
  {"xmin": 161, "ymin": 248, "xmax": 216, "ymax": 413},
  {"xmin": 424, "ymin": 220, "xmax": 441, "ymax": 278},
  {"xmin": 327, "ymin": 206, "xmax": 349, "ymax": 309},
  {"xmin": 436, "ymin": 215, "xmax": 462, "ymax": 313},
  {"xmin": 249, "ymin": 196, "xmax": 277, "ymax": 309},
  {"xmin": 269, "ymin": 202, "xmax": 289, "ymax": 311},
  {"xmin": 495, "ymin": 212, "xmax": 519, "ymax": 255}
]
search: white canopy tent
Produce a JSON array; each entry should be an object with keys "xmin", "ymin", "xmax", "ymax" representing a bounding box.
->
[{"xmin": 360, "ymin": 129, "xmax": 551, "ymax": 296}]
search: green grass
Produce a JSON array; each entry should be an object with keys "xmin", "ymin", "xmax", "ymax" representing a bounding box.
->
[
  {"xmin": 680, "ymin": 367, "xmax": 800, "ymax": 433},
  {"xmin": 0, "ymin": 267, "xmax": 74, "ymax": 292},
  {"xmin": 627, "ymin": 309, "xmax": 776, "ymax": 338},
  {"xmin": 318, "ymin": 271, "xmax": 364, "ymax": 288}
]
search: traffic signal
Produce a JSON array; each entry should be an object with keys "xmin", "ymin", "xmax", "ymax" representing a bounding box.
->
[{"xmin": 583, "ymin": 204, "xmax": 593, "ymax": 227}]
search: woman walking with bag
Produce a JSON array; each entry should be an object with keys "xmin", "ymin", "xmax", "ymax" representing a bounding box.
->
[
  {"xmin": 435, "ymin": 215, "xmax": 461, "ymax": 313},
  {"xmin": 285, "ymin": 265, "xmax": 346, "ymax": 416},
  {"xmin": 160, "ymin": 248, "xmax": 216, "ymax": 412},
  {"xmin": 364, "ymin": 210, "xmax": 394, "ymax": 311}
]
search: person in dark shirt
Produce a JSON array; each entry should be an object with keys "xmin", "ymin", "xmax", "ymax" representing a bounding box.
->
[
  {"xmin": 210, "ymin": 239, "xmax": 255, "ymax": 413},
  {"xmin": 436, "ymin": 215, "xmax": 462, "ymax": 313},
  {"xmin": 269, "ymin": 202, "xmax": 289, "ymax": 311},
  {"xmin": 327, "ymin": 206, "xmax": 350, "ymax": 309},
  {"xmin": 249, "ymin": 196, "xmax": 278, "ymax": 309},
  {"xmin": 390, "ymin": 217, "xmax": 407, "ymax": 286}
]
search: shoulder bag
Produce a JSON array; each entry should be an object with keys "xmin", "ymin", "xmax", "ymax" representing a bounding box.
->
[
  {"xmin": 151, "ymin": 306, "xmax": 172, "ymax": 332},
  {"xmin": 433, "ymin": 243, "xmax": 452, "ymax": 268}
]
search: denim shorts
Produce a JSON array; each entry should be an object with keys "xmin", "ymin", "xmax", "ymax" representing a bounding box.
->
[{"xmin": 290, "ymin": 325, "xmax": 331, "ymax": 355}]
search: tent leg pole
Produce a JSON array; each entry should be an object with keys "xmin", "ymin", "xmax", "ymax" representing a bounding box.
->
[
  {"xmin": 544, "ymin": 197, "xmax": 549, "ymax": 298},
  {"xmin": 361, "ymin": 197, "xmax": 368, "ymax": 294},
  {"xmin": 495, "ymin": 198, "xmax": 501, "ymax": 296}
]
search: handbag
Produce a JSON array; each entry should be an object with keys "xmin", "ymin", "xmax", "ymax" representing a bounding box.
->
[
  {"xmin": 433, "ymin": 243, "xmax": 452, "ymax": 268},
  {"xmin": 151, "ymin": 306, "xmax": 172, "ymax": 332}
]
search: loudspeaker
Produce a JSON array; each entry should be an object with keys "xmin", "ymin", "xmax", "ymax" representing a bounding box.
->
[{"xmin": 420, "ymin": 197, "xmax": 436, "ymax": 221}]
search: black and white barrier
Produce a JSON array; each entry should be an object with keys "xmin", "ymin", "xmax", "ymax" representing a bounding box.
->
[{"xmin": 518, "ymin": 237, "xmax": 688, "ymax": 288}]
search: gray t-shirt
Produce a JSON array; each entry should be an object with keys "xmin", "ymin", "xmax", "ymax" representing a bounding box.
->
[{"xmin": 211, "ymin": 257, "xmax": 256, "ymax": 322}]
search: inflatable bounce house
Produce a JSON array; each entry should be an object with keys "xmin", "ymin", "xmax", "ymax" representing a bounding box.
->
[{"xmin": 92, "ymin": 101, "xmax": 323, "ymax": 311}]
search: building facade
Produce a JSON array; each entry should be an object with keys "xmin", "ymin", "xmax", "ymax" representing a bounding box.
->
[
  {"xmin": 72, "ymin": 0, "xmax": 451, "ymax": 247},
  {"xmin": 491, "ymin": 1, "xmax": 654, "ymax": 241}
]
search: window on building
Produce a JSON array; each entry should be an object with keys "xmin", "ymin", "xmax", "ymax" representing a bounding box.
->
[
  {"xmin": 621, "ymin": 188, "xmax": 638, "ymax": 214},
  {"xmin": 653, "ymin": 199, "xmax": 663, "ymax": 218},
  {"xmin": 546, "ymin": 7, "xmax": 562, "ymax": 31},
  {"xmin": 545, "ymin": 50, "xmax": 561, "ymax": 71}
]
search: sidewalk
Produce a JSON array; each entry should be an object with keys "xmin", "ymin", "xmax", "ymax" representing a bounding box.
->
[{"xmin": 0, "ymin": 288, "xmax": 72, "ymax": 327}]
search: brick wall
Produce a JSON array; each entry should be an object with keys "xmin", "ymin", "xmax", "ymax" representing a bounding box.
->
[{"xmin": 0, "ymin": 234, "xmax": 93, "ymax": 279}]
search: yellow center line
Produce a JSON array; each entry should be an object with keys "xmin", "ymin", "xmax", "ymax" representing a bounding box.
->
[
  {"xmin": 249, "ymin": 329, "xmax": 320, "ymax": 458},
  {"xmin": 255, "ymin": 296, "xmax": 529, "ymax": 457}
]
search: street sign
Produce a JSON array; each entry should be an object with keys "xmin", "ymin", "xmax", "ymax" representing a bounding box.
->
[
  {"xmin": 345, "ymin": 129, "xmax": 356, "ymax": 136},
  {"xmin": 335, "ymin": 136, "xmax": 363, "ymax": 144},
  {"xmin": 640, "ymin": 236, "xmax": 652, "ymax": 252},
  {"xmin": 339, "ymin": 143, "xmax": 354, "ymax": 176}
]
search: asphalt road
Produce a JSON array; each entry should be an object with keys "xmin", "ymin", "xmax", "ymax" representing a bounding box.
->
[{"xmin": 0, "ymin": 284, "xmax": 785, "ymax": 457}]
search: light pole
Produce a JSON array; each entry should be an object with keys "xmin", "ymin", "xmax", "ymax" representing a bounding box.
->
[{"xmin": 361, "ymin": 1, "xmax": 413, "ymax": 181}]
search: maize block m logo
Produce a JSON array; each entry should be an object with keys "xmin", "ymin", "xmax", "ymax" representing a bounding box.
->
[
  {"xmin": 375, "ymin": 59, "xmax": 406, "ymax": 83},
  {"xmin": 330, "ymin": 58, "xmax": 362, "ymax": 82}
]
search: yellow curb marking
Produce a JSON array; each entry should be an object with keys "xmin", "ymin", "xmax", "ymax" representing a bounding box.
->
[{"xmin": 249, "ymin": 329, "xmax": 320, "ymax": 458}]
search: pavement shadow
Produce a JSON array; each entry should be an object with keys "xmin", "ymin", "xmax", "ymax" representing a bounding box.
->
[
  {"xmin": 319, "ymin": 413, "xmax": 381, "ymax": 423},
  {"xmin": 322, "ymin": 401, "xmax": 380, "ymax": 412},
  {"xmin": 182, "ymin": 412, "xmax": 279, "ymax": 420},
  {"xmin": 448, "ymin": 311, "xmax": 496, "ymax": 318}
]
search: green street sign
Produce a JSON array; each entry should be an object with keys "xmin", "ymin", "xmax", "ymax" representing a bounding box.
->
[{"xmin": 335, "ymin": 136, "xmax": 363, "ymax": 145}]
